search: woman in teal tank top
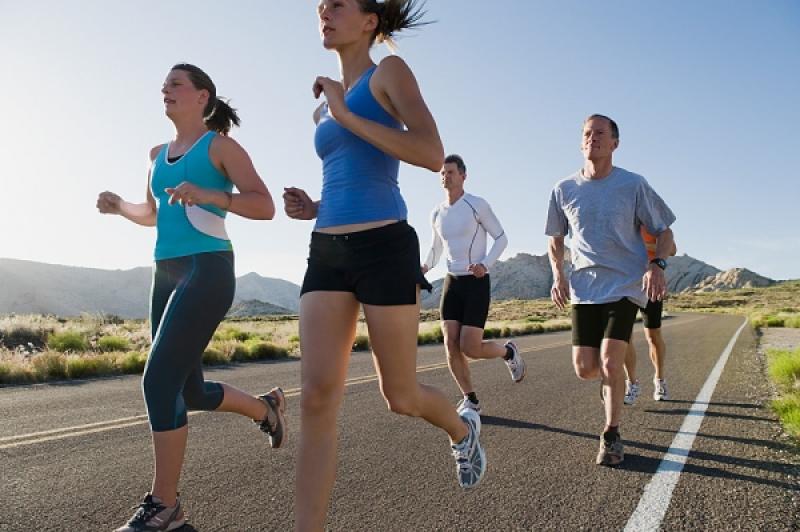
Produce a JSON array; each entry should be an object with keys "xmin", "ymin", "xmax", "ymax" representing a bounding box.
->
[
  {"xmin": 284, "ymin": 2, "xmax": 487, "ymax": 529},
  {"xmin": 97, "ymin": 64, "xmax": 286, "ymax": 532}
]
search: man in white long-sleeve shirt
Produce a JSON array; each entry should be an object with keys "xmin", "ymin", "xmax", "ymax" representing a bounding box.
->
[{"xmin": 422, "ymin": 154, "xmax": 526, "ymax": 414}]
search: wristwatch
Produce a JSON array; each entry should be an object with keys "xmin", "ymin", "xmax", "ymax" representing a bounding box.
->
[{"xmin": 650, "ymin": 258, "xmax": 667, "ymax": 270}]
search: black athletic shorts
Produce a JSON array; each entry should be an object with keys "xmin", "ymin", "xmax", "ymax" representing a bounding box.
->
[
  {"xmin": 440, "ymin": 274, "xmax": 491, "ymax": 328},
  {"xmin": 571, "ymin": 298, "xmax": 639, "ymax": 348},
  {"xmin": 300, "ymin": 221, "xmax": 432, "ymax": 305},
  {"xmin": 640, "ymin": 299, "xmax": 663, "ymax": 329}
]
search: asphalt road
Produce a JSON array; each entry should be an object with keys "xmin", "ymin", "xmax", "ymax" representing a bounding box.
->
[{"xmin": 1, "ymin": 313, "xmax": 797, "ymax": 531}]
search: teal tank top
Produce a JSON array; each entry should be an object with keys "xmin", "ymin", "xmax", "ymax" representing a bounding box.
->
[{"xmin": 150, "ymin": 131, "xmax": 234, "ymax": 260}]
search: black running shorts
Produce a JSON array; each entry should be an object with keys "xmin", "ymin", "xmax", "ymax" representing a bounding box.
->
[
  {"xmin": 640, "ymin": 299, "xmax": 663, "ymax": 329},
  {"xmin": 300, "ymin": 221, "xmax": 432, "ymax": 305},
  {"xmin": 439, "ymin": 274, "xmax": 491, "ymax": 328},
  {"xmin": 571, "ymin": 298, "xmax": 639, "ymax": 348}
]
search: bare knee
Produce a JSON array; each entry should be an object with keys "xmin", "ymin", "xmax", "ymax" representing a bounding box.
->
[
  {"xmin": 459, "ymin": 339, "xmax": 481, "ymax": 359},
  {"xmin": 300, "ymin": 380, "xmax": 341, "ymax": 418},
  {"xmin": 445, "ymin": 338, "xmax": 461, "ymax": 359},
  {"xmin": 574, "ymin": 363, "xmax": 599, "ymax": 380},
  {"xmin": 382, "ymin": 390, "xmax": 419, "ymax": 417}
]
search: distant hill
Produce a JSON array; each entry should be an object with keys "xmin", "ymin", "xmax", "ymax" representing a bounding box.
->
[
  {"xmin": 227, "ymin": 299, "xmax": 294, "ymax": 318},
  {"xmin": 422, "ymin": 252, "xmax": 752, "ymax": 309},
  {"xmin": 0, "ymin": 258, "xmax": 300, "ymax": 318},
  {"xmin": 689, "ymin": 268, "xmax": 775, "ymax": 292}
]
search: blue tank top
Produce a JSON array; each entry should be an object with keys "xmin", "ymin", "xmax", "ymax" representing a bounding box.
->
[
  {"xmin": 150, "ymin": 131, "xmax": 234, "ymax": 260},
  {"xmin": 314, "ymin": 65, "xmax": 406, "ymax": 229}
]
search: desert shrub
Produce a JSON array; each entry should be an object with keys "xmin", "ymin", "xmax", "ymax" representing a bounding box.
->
[
  {"xmin": 483, "ymin": 327, "xmax": 502, "ymax": 339},
  {"xmin": 48, "ymin": 330, "xmax": 89, "ymax": 352},
  {"xmin": 1, "ymin": 325, "xmax": 51, "ymax": 349},
  {"xmin": 118, "ymin": 351, "xmax": 148, "ymax": 374},
  {"xmin": 247, "ymin": 341, "xmax": 289, "ymax": 360},
  {"xmin": 353, "ymin": 335, "xmax": 370, "ymax": 351},
  {"xmin": 0, "ymin": 361, "xmax": 36, "ymax": 385},
  {"xmin": 97, "ymin": 335, "xmax": 131, "ymax": 352},
  {"xmin": 417, "ymin": 329, "xmax": 443, "ymax": 345},
  {"xmin": 771, "ymin": 393, "xmax": 800, "ymax": 439},
  {"xmin": 202, "ymin": 347, "xmax": 229, "ymax": 366},
  {"xmin": 31, "ymin": 352, "xmax": 68, "ymax": 380},
  {"xmin": 768, "ymin": 348, "xmax": 800, "ymax": 390},
  {"xmin": 66, "ymin": 354, "xmax": 117, "ymax": 379},
  {"xmin": 214, "ymin": 327, "xmax": 254, "ymax": 342}
]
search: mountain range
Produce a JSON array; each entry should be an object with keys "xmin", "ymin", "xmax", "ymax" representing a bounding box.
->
[{"xmin": 0, "ymin": 254, "xmax": 775, "ymax": 318}]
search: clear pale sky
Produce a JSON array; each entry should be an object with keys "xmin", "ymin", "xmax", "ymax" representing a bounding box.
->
[{"xmin": 2, "ymin": 1, "xmax": 798, "ymax": 284}]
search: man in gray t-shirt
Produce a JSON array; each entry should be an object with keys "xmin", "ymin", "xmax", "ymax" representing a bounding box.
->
[{"xmin": 545, "ymin": 114, "xmax": 676, "ymax": 466}]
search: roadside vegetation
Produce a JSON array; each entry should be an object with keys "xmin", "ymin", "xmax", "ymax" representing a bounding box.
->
[{"xmin": 765, "ymin": 347, "xmax": 800, "ymax": 439}]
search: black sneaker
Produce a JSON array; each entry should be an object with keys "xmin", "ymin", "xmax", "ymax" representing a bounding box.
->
[
  {"xmin": 255, "ymin": 387, "xmax": 287, "ymax": 448},
  {"xmin": 115, "ymin": 493, "xmax": 185, "ymax": 531}
]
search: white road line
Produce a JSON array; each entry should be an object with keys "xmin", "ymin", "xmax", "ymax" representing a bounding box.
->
[{"xmin": 623, "ymin": 318, "xmax": 748, "ymax": 532}]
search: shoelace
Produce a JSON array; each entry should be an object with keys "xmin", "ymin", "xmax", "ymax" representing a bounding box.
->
[{"xmin": 129, "ymin": 500, "xmax": 165, "ymax": 524}]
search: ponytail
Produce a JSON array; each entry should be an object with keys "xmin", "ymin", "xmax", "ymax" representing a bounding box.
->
[
  {"xmin": 361, "ymin": 0, "xmax": 431, "ymax": 49},
  {"xmin": 204, "ymin": 97, "xmax": 240, "ymax": 136},
  {"xmin": 170, "ymin": 63, "xmax": 241, "ymax": 136}
]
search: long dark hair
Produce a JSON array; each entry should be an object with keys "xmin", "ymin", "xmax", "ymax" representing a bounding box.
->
[
  {"xmin": 171, "ymin": 63, "xmax": 240, "ymax": 136},
  {"xmin": 358, "ymin": 0, "xmax": 431, "ymax": 49}
]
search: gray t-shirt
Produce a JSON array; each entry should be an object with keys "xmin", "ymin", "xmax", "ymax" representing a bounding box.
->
[{"xmin": 544, "ymin": 166, "xmax": 676, "ymax": 307}]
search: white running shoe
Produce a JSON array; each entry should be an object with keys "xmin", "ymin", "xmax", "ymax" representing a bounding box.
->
[
  {"xmin": 503, "ymin": 341, "xmax": 527, "ymax": 383},
  {"xmin": 623, "ymin": 380, "xmax": 640, "ymax": 405},
  {"xmin": 451, "ymin": 408, "xmax": 486, "ymax": 489},
  {"xmin": 654, "ymin": 378, "xmax": 669, "ymax": 401},
  {"xmin": 456, "ymin": 396, "xmax": 482, "ymax": 414}
]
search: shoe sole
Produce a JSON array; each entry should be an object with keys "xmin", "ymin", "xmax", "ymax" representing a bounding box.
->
[
  {"xmin": 264, "ymin": 387, "xmax": 287, "ymax": 449},
  {"xmin": 166, "ymin": 518, "xmax": 187, "ymax": 531},
  {"xmin": 461, "ymin": 443, "xmax": 487, "ymax": 489},
  {"xmin": 596, "ymin": 454, "xmax": 624, "ymax": 467}
]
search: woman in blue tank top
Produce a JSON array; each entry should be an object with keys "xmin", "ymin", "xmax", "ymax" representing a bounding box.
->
[
  {"xmin": 284, "ymin": 2, "xmax": 486, "ymax": 529},
  {"xmin": 97, "ymin": 64, "xmax": 287, "ymax": 532}
]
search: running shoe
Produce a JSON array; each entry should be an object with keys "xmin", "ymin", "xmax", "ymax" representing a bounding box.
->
[
  {"xmin": 596, "ymin": 433, "xmax": 624, "ymax": 467},
  {"xmin": 503, "ymin": 341, "xmax": 527, "ymax": 383},
  {"xmin": 456, "ymin": 396, "xmax": 482, "ymax": 414},
  {"xmin": 451, "ymin": 408, "xmax": 486, "ymax": 488},
  {"xmin": 653, "ymin": 378, "xmax": 669, "ymax": 401},
  {"xmin": 115, "ymin": 493, "xmax": 185, "ymax": 532},
  {"xmin": 255, "ymin": 387, "xmax": 287, "ymax": 448},
  {"xmin": 623, "ymin": 380, "xmax": 641, "ymax": 405}
]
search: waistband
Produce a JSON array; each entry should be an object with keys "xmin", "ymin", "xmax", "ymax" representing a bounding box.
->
[{"xmin": 310, "ymin": 220, "xmax": 410, "ymax": 243}]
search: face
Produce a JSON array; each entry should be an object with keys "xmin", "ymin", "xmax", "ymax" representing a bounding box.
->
[
  {"xmin": 440, "ymin": 163, "xmax": 466, "ymax": 190},
  {"xmin": 161, "ymin": 69, "xmax": 209, "ymax": 119},
  {"xmin": 581, "ymin": 117, "xmax": 619, "ymax": 161},
  {"xmin": 317, "ymin": 0, "xmax": 377, "ymax": 50}
]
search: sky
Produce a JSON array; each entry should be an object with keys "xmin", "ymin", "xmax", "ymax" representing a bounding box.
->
[{"xmin": 1, "ymin": 1, "xmax": 799, "ymax": 285}]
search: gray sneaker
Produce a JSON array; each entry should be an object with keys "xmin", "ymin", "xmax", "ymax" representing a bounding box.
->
[
  {"xmin": 255, "ymin": 387, "xmax": 287, "ymax": 448},
  {"xmin": 456, "ymin": 396, "xmax": 482, "ymax": 414},
  {"xmin": 503, "ymin": 341, "xmax": 527, "ymax": 383},
  {"xmin": 596, "ymin": 433, "xmax": 624, "ymax": 466},
  {"xmin": 653, "ymin": 379, "xmax": 669, "ymax": 401},
  {"xmin": 451, "ymin": 408, "xmax": 486, "ymax": 488},
  {"xmin": 115, "ymin": 493, "xmax": 185, "ymax": 532}
]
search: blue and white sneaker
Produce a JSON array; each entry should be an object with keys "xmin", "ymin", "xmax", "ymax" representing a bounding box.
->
[
  {"xmin": 451, "ymin": 408, "xmax": 486, "ymax": 489},
  {"xmin": 456, "ymin": 396, "xmax": 482, "ymax": 415},
  {"xmin": 115, "ymin": 493, "xmax": 185, "ymax": 532}
]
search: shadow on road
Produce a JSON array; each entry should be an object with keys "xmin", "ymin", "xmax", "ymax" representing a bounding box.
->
[
  {"xmin": 643, "ymin": 407, "xmax": 775, "ymax": 423},
  {"xmin": 481, "ymin": 415, "xmax": 798, "ymax": 490}
]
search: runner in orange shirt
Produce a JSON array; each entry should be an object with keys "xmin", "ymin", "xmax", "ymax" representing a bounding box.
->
[{"xmin": 624, "ymin": 227, "xmax": 677, "ymax": 404}]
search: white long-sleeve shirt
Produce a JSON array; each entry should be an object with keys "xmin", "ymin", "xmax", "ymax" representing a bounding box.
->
[{"xmin": 423, "ymin": 192, "xmax": 508, "ymax": 275}]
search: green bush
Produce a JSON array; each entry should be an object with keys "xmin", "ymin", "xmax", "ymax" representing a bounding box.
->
[
  {"xmin": 771, "ymin": 392, "xmax": 800, "ymax": 439},
  {"xmin": 417, "ymin": 329, "xmax": 443, "ymax": 345},
  {"xmin": 202, "ymin": 347, "xmax": 229, "ymax": 365},
  {"xmin": 767, "ymin": 348, "xmax": 800, "ymax": 389},
  {"xmin": 0, "ymin": 361, "xmax": 36, "ymax": 385},
  {"xmin": 48, "ymin": 330, "xmax": 89, "ymax": 352},
  {"xmin": 118, "ymin": 351, "xmax": 147, "ymax": 374},
  {"xmin": 483, "ymin": 327, "xmax": 502, "ymax": 339},
  {"xmin": 66, "ymin": 354, "xmax": 117, "ymax": 379},
  {"xmin": 247, "ymin": 341, "xmax": 289, "ymax": 360},
  {"xmin": 353, "ymin": 335, "xmax": 370, "ymax": 351},
  {"xmin": 31, "ymin": 352, "xmax": 68, "ymax": 380},
  {"xmin": 288, "ymin": 334, "xmax": 300, "ymax": 344},
  {"xmin": 97, "ymin": 335, "xmax": 131, "ymax": 352},
  {"xmin": 214, "ymin": 327, "xmax": 254, "ymax": 342}
]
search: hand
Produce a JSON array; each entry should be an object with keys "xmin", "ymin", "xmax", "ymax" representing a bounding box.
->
[
  {"xmin": 283, "ymin": 187, "xmax": 317, "ymax": 220},
  {"xmin": 165, "ymin": 182, "xmax": 213, "ymax": 207},
  {"xmin": 643, "ymin": 264, "xmax": 667, "ymax": 302},
  {"xmin": 421, "ymin": 264, "xmax": 429, "ymax": 275},
  {"xmin": 313, "ymin": 76, "xmax": 349, "ymax": 122},
  {"xmin": 97, "ymin": 191, "xmax": 123, "ymax": 214},
  {"xmin": 551, "ymin": 275, "xmax": 570, "ymax": 309},
  {"xmin": 468, "ymin": 263, "xmax": 487, "ymax": 278}
]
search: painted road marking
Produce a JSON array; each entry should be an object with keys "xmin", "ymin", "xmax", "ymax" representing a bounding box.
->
[{"xmin": 624, "ymin": 318, "xmax": 748, "ymax": 532}]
